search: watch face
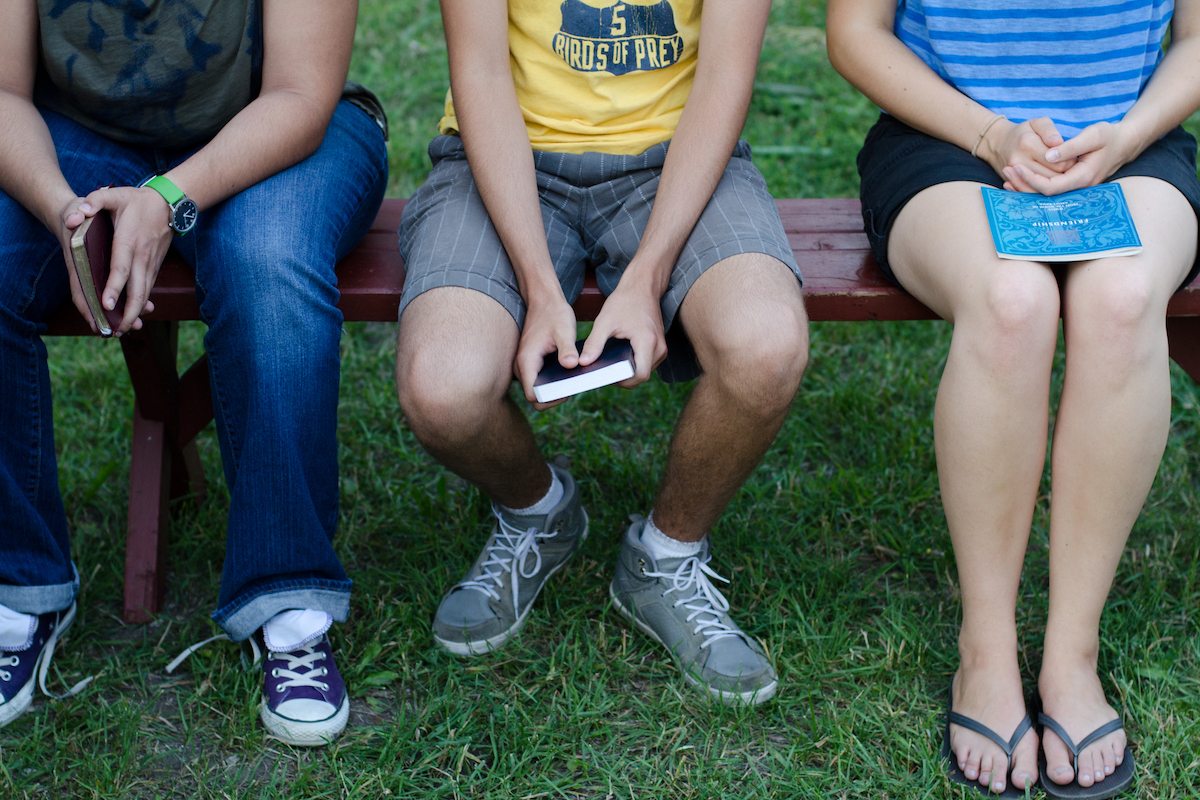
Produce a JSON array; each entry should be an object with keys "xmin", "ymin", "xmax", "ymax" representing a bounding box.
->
[{"xmin": 173, "ymin": 198, "xmax": 198, "ymax": 234}]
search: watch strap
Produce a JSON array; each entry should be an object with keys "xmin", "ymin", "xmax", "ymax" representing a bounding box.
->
[{"xmin": 141, "ymin": 174, "xmax": 186, "ymax": 206}]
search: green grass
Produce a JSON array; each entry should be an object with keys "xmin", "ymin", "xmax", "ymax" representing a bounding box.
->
[{"xmin": 3, "ymin": 0, "xmax": 1199, "ymax": 797}]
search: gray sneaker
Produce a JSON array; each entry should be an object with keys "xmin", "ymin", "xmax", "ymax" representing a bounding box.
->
[
  {"xmin": 433, "ymin": 462, "xmax": 588, "ymax": 656},
  {"xmin": 609, "ymin": 517, "xmax": 778, "ymax": 706}
]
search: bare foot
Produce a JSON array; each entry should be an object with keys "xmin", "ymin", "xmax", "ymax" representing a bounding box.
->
[
  {"xmin": 1038, "ymin": 665, "xmax": 1127, "ymax": 790},
  {"xmin": 949, "ymin": 663, "xmax": 1040, "ymax": 794}
]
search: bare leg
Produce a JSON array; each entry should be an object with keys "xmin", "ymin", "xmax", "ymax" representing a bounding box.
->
[
  {"xmin": 1039, "ymin": 176, "xmax": 1196, "ymax": 789},
  {"xmin": 889, "ymin": 182, "xmax": 1062, "ymax": 793},
  {"xmin": 395, "ymin": 287, "xmax": 550, "ymax": 508},
  {"xmin": 651, "ymin": 253, "xmax": 809, "ymax": 541}
]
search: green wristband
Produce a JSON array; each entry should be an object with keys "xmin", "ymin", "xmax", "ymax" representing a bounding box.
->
[
  {"xmin": 141, "ymin": 174, "xmax": 186, "ymax": 206},
  {"xmin": 139, "ymin": 174, "xmax": 197, "ymax": 235}
]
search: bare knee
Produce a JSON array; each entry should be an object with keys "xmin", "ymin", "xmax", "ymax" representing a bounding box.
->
[
  {"xmin": 394, "ymin": 287, "xmax": 518, "ymax": 450},
  {"xmin": 964, "ymin": 267, "xmax": 1060, "ymax": 369},
  {"xmin": 396, "ymin": 344, "xmax": 512, "ymax": 449},
  {"xmin": 699, "ymin": 302, "xmax": 809, "ymax": 416},
  {"xmin": 1065, "ymin": 270, "xmax": 1164, "ymax": 369}
]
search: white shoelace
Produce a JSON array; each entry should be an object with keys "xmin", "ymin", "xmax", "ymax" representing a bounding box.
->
[
  {"xmin": 645, "ymin": 555, "xmax": 743, "ymax": 649},
  {"xmin": 165, "ymin": 633, "xmax": 262, "ymax": 674},
  {"xmin": 0, "ymin": 609, "xmax": 93, "ymax": 699},
  {"xmin": 457, "ymin": 505, "xmax": 556, "ymax": 610},
  {"xmin": 267, "ymin": 645, "xmax": 330, "ymax": 692}
]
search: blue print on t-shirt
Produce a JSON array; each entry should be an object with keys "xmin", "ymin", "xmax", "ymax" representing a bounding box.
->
[{"xmin": 553, "ymin": 0, "xmax": 684, "ymax": 76}]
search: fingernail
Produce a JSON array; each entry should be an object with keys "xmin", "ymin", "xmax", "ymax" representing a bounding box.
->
[
  {"xmin": 1047, "ymin": 149, "xmax": 1059, "ymax": 162},
  {"xmin": 105, "ymin": 298, "xmax": 114, "ymax": 310},
  {"xmin": 80, "ymin": 203, "xmax": 93, "ymax": 212}
]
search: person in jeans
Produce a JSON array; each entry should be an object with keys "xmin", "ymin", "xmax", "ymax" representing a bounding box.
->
[
  {"xmin": 396, "ymin": 0, "xmax": 808, "ymax": 705},
  {"xmin": 0, "ymin": 0, "xmax": 387, "ymax": 745},
  {"xmin": 829, "ymin": 0, "xmax": 1200, "ymax": 795}
]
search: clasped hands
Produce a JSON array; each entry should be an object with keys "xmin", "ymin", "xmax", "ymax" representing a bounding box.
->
[
  {"xmin": 982, "ymin": 116, "xmax": 1138, "ymax": 196},
  {"xmin": 514, "ymin": 273, "xmax": 668, "ymax": 411},
  {"xmin": 57, "ymin": 184, "xmax": 173, "ymax": 336}
]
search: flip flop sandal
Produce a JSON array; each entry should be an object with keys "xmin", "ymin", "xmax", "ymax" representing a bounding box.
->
[
  {"xmin": 1037, "ymin": 713, "xmax": 1134, "ymax": 799},
  {"xmin": 943, "ymin": 679, "xmax": 1039, "ymax": 797}
]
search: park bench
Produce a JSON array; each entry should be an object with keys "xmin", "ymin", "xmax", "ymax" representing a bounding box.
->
[{"xmin": 42, "ymin": 197, "xmax": 1200, "ymax": 622}]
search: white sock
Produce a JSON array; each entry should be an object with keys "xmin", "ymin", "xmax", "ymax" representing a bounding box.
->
[
  {"xmin": 262, "ymin": 609, "xmax": 332, "ymax": 653},
  {"xmin": 501, "ymin": 466, "xmax": 563, "ymax": 516},
  {"xmin": 0, "ymin": 603, "xmax": 37, "ymax": 650},
  {"xmin": 640, "ymin": 513, "xmax": 704, "ymax": 560}
]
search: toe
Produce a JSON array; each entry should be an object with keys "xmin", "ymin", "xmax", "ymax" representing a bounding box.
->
[
  {"xmin": 978, "ymin": 752, "xmax": 997, "ymax": 791},
  {"xmin": 1042, "ymin": 730, "xmax": 1076, "ymax": 786},
  {"xmin": 1010, "ymin": 727, "xmax": 1040, "ymax": 790},
  {"xmin": 1101, "ymin": 744, "xmax": 1116, "ymax": 776},
  {"xmin": 1076, "ymin": 750, "xmax": 1096, "ymax": 788},
  {"xmin": 960, "ymin": 745, "xmax": 981, "ymax": 781}
]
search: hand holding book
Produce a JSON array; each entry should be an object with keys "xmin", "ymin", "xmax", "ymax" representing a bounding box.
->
[{"xmin": 64, "ymin": 184, "xmax": 174, "ymax": 335}]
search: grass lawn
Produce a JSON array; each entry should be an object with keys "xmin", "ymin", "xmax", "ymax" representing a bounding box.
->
[{"xmin": 3, "ymin": 0, "xmax": 1199, "ymax": 797}]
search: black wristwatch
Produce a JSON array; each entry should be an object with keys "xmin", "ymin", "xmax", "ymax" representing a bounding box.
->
[{"xmin": 140, "ymin": 174, "xmax": 198, "ymax": 235}]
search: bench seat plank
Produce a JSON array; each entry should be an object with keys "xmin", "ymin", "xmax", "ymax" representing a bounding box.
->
[{"xmin": 34, "ymin": 195, "xmax": 1200, "ymax": 621}]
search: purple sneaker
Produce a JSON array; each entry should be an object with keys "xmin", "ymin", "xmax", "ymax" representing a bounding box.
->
[
  {"xmin": 260, "ymin": 634, "xmax": 348, "ymax": 746},
  {"xmin": 0, "ymin": 602, "xmax": 83, "ymax": 728}
]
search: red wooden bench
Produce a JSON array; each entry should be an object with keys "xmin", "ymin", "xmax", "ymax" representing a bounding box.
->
[{"xmin": 42, "ymin": 197, "xmax": 1200, "ymax": 622}]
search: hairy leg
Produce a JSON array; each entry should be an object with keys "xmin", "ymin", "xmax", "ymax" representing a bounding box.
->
[
  {"xmin": 1040, "ymin": 176, "xmax": 1196, "ymax": 789},
  {"xmin": 889, "ymin": 181, "xmax": 1062, "ymax": 793},
  {"xmin": 395, "ymin": 287, "xmax": 550, "ymax": 508},
  {"xmin": 651, "ymin": 253, "xmax": 808, "ymax": 541}
]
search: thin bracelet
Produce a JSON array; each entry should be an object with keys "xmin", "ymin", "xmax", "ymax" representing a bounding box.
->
[{"xmin": 971, "ymin": 114, "xmax": 1006, "ymax": 158}]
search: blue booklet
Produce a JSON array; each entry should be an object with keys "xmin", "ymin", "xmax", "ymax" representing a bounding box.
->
[{"xmin": 980, "ymin": 184, "xmax": 1142, "ymax": 262}]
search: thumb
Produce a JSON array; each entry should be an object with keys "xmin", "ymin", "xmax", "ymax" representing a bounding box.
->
[
  {"xmin": 1047, "ymin": 127, "xmax": 1102, "ymax": 164},
  {"xmin": 579, "ymin": 325, "xmax": 612, "ymax": 366},
  {"xmin": 555, "ymin": 329, "xmax": 580, "ymax": 368},
  {"xmin": 1028, "ymin": 116, "xmax": 1064, "ymax": 148}
]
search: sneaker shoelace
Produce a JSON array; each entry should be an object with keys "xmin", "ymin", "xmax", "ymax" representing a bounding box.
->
[
  {"xmin": 645, "ymin": 555, "xmax": 743, "ymax": 649},
  {"xmin": 267, "ymin": 645, "xmax": 330, "ymax": 692},
  {"xmin": 457, "ymin": 505, "xmax": 556, "ymax": 610},
  {"xmin": 165, "ymin": 633, "xmax": 262, "ymax": 674},
  {"xmin": 0, "ymin": 610, "xmax": 93, "ymax": 699}
]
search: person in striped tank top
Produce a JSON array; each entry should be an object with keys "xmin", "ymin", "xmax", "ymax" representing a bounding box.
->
[{"xmin": 829, "ymin": 0, "xmax": 1200, "ymax": 797}]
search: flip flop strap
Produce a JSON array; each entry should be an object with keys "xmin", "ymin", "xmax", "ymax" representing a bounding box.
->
[
  {"xmin": 948, "ymin": 711, "xmax": 1033, "ymax": 756},
  {"xmin": 1038, "ymin": 714, "xmax": 1124, "ymax": 757}
]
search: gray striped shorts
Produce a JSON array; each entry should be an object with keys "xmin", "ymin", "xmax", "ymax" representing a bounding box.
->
[{"xmin": 398, "ymin": 135, "xmax": 801, "ymax": 382}]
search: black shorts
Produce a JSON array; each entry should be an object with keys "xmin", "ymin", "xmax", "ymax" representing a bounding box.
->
[{"xmin": 856, "ymin": 112, "xmax": 1200, "ymax": 288}]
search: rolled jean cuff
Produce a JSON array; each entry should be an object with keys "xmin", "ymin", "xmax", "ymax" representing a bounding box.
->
[
  {"xmin": 0, "ymin": 563, "xmax": 79, "ymax": 615},
  {"xmin": 211, "ymin": 580, "xmax": 351, "ymax": 642}
]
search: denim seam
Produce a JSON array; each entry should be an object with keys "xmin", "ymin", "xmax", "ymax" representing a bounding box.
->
[
  {"xmin": 22, "ymin": 250, "xmax": 61, "ymax": 512},
  {"xmin": 212, "ymin": 577, "xmax": 353, "ymax": 621},
  {"xmin": 330, "ymin": 130, "xmax": 388, "ymax": 261}
]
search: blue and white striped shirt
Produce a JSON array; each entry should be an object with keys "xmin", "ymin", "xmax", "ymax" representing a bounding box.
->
[{"xmin": 895, "ymin": 0, "xmax": 1173, "ymax": 138}]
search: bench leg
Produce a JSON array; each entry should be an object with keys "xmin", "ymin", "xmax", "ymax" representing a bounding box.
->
[
  {"xmin": 1167, "ymin": 317, "xmax": 1200, "ymax": 384},
  {"xmin": 123, "ymin": 401, "xmax": 171, "ymax": 623},
  {"xmin": 119, "ymin": 321, "xmax": 214, "ymax": 621}
]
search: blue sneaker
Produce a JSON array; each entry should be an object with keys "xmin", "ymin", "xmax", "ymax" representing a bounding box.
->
[
  {"xmin": 260, "ymin": 634, "xmax": 349, "ymax": 746},
  {"xmin": 0, "ymin": 602, "xmax": 87, "ymax": 727}
]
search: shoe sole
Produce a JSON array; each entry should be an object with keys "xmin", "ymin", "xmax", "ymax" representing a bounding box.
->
[
  {"xmin": 261, "ymin": 693, "xmax": 350, "ymax": 747},
  {"xmin": 434, "ymin": 513, "xmax": 589, "ymax": 657},
  {"xmin": 608, "ymin": 584, "xmax": 778, "ymax": 707},
  {"xmin": 0, "ymin": 603, "xmax": 77, "ymax": 728}
]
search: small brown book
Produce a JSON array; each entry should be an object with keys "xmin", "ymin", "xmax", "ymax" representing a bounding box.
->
[{"xmin": 68, "ymin": 211, "xmax": 125, "ymax": 337}]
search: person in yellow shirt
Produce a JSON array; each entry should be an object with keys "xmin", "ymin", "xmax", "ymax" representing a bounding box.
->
[{"xmin": 395, "ymin": 0, "xmax": 807, "ymax": 706}]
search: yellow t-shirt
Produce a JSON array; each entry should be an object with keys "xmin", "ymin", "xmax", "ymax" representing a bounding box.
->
[{"xmin": 439, "ymin": 0, "xmax": 700, "ymax": 155}]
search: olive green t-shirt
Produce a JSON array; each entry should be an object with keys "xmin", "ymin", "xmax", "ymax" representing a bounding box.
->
[{"xmin": 34, "ymin": 0, "xmax": 258, "ymax": 148}]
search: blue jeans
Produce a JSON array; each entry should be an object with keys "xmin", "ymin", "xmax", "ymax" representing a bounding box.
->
[{"xmin": 0, "ymin": 102, "xmax": 388, "ymax": 640}]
